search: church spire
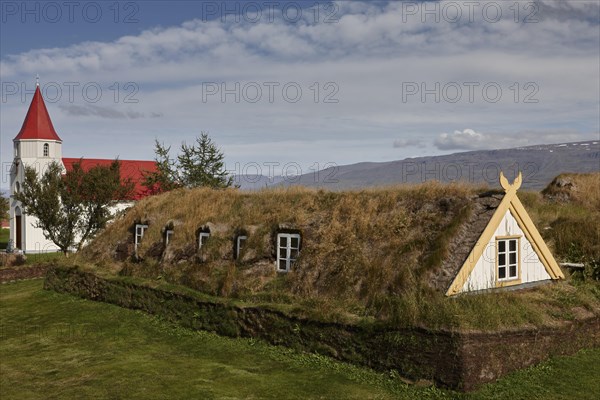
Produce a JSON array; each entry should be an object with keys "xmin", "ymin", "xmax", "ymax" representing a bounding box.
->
[{"xmin": 13, "ymin": 82, "xmax": 62, "ymax": 142}]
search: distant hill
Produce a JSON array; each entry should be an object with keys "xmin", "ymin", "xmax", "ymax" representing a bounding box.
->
[
  {"xmin": 232, "ymin": 175, "xmax": 285, "ymax": 190},
  {"xmin": 237, "ymin": 141, "xmax": 599, "ymax": 191}
]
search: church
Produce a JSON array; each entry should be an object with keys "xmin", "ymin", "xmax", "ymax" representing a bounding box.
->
[{"xmin": 9, "ymin": 83, "xmax": 156, "ymax": 253}]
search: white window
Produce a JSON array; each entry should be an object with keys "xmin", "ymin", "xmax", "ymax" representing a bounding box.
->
[
  {"xmin": 497, "ymin": 238, "xmax": 519, "ymax": 281},
  {"xmin": 198, "ymin": 231, "xmax": 210, "ymax": 250},
  {"xmin": 43, "ymin": 143, "xmax": 49, "ymax": 157},
  {"xmin": 165, "ymin": 230, "xmax": 174, "ymax": 245},
  {"xmin": 14, "ymin": 145, "xmax": 19, "ymax": 157},
  {"xmin": 277, "ymin": 233, "xmax": 301, "ymax": 272},
  {"xmin": 235, "ymin": 235, "xmax": 247, "ymax": 259},
  {"xmin": 135, "ymin": 224, "xmax": 148, "ymax": 250}
]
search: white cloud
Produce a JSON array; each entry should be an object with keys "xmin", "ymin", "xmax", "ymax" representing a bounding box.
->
[
  {"xmin": 1, "ymin": 0, "xmax": 598, "ymax": 188},
  {"xmin": 58, "ymin": 104, "xmax": 155, "ymax": 119},
  {"xmin": 393, "ymin": 138, "xmax": 425, "ymax": 148},
  {"xmin": 435, "ymin": 129, "xmax": 487, "ymax": 150}
]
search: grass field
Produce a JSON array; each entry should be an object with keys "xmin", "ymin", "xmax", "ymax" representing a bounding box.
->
[{"xmin": 1, "ymin": 279, "xmax": 599, "ymax": 399}]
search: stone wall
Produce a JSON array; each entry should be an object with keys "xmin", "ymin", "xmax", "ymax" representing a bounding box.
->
[
  {"xmin": 44, "ymin": 266, "xmax": 600, "ymax": 391},
  {"xmin": 0, "ymin": 264, "xmax": 49, "ymax": 283}
]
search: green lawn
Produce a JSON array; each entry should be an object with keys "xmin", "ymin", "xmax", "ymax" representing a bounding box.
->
[{"xmin": 1, "ymin": 280, "xmax": 598, "ymax": 400}]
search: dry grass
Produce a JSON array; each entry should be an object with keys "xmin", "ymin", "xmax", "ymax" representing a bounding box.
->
[
  {"xmin": 541, "ymin": 172, "xmax": 600, "ymax": 211},
  {"xmin": 82, "ymin": 183, "xmax": 474, "ymax": 320},
  {"xmin": 524, "ymin": 172, "xmax": 600, "ymax": 273},
  {"xmin": 75, "ymin": 176, "xmax": 600, "ymax": 330}
]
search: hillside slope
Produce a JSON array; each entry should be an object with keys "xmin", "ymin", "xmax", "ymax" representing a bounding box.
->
[{"xmin": 247, "ymin": 141, "xmax": 599, "ymax": 191}]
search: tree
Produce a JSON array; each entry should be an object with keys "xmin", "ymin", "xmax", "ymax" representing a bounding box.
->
[
  {"xmin": 143, "ymin": 132, "xmax": 233, "ymax": 194},
  {"xmin": 142, "ymin": 141, "xmax": 182, "ymax": 195},
  {"xmin": 0, "ymin": 194, "xmax": 8, "ymax": 224},
  {"xmin": 14, "ymin": 160, "xmax": 133, "ymax": 254}
]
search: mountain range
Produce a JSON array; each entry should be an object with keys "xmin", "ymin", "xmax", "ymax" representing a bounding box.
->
[{"xmin": 236, "ymin": 141, "xmax": 599, "ymax": 191}]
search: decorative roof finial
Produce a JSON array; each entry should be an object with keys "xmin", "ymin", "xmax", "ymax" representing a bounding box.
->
[
  {"xmin": 499, "ymin": 171, "xmax": 522, "ymax": 193},
  {"xmin": 36, "ymin": 74, "xmax": 40, "ymax": 87}
]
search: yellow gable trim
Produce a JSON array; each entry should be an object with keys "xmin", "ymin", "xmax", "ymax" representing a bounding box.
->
[
  {"xmin": 446, "ymin": 172, "xmax": 563, "ymax": 296},
  {"xmin": 445, "ymin": 189, "xmax": 516, "ymax": 296},
  {"xmin": 508, "ymin": 197, "xmax": 564, "ymax": 279}
]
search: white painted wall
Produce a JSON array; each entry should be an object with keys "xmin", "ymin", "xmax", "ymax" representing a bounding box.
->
[
  {"xmin": 460, "ymin": 209, "xmax": 551, "ymax": 293},
  {"xmin": 10, "ymin": 139, "xmax": 64, "ymax": 253}
]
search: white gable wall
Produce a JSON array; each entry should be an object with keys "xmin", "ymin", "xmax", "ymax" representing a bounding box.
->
[{"xmin": 459, "ymin": 209, "xmax": 551, "ymax": 293}]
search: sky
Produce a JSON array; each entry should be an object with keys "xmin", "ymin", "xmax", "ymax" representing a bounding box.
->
[{"xmin": 1, "ymin": 0, "xmax": 599, "ymax": 189}]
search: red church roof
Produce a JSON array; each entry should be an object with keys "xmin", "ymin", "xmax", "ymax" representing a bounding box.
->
[
  {"xmin": 62, "ymin": 158, "xmax": 157, "ymax": 201},
  {"xmin": 14, "ymin": 86, "xmax": 62, "ymax": 142}
]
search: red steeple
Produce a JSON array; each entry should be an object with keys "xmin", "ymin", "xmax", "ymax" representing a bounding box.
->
[{"xmin": 14, "ymin": 86, "xmax": 62, "ymax": 142}]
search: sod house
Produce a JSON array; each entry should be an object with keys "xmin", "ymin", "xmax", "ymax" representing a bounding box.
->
[{"xmin": 87, "ymin": 171, "xmax": 564, "ymax": 298}]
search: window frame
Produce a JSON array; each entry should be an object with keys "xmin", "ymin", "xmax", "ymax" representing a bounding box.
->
[
  {"xmin": 198, "ymin": 231, "xmax": 210, "ymax": 250},
  {"xmin": 235, "ymin": 235, "xmax": 247, "ymax": 260},
  {"xmin": 165, "ymin": 229, "xmax": 174, "ymax": 245},
  {"xmin": 495, "ymin": 236, "xmax": 521, "ymax": 286},
  {"xmin": 43, "ymin": 143, "xmax": 49, "ymax": 157},
  {"xmin": 276, "ymin": 232, "xmax": 301, "ymax": 272},
  {"xmin": 134, "ymin": 224, "xmax": 148, "ymax": 250}
]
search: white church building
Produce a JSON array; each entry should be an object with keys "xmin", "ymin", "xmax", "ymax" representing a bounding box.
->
[{"xmin": 9, "ymin": 84, "xmax": 156, "ymax": 253}]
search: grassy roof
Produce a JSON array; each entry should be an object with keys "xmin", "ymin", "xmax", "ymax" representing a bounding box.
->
[
  {"xmin": 83, "ymin": 183, "xmax": 475, "ymax": 295},
  {"xmin": 76, "ymin": 177, "xmax": 600, "ymax": 330}
]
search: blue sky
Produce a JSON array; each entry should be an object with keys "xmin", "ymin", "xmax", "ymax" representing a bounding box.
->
[{"xmin": 1, "ymin": 0, "xmax": 599, "ymax": 188}]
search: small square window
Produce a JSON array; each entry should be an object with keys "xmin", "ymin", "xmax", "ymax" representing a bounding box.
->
[
  {"xmin": 497, "ymin": 237, "xmax": 519, "ymax": 282},
  {"xmin": 199, "ymin": 231, "xmax": 210, "ymax": 250},
  {"xmin": 235, "ymin": 235, "xmax": 247, "ymax": 259},
  {"xmin": 277, "ymin": 233, "xmax": 301, "ymax": 272},
  {"xmin": 498, "ymin": 266, "xmax": 506, "ymax": 279},
  {"xmin": 291, "ymin": 237, "xmax": 299, "ymax": 248},
  {"xmin": 135, "ymin": 224, "xmax": 148, "ymax": 250},
  {"xmin": 165, "ymin": 230, "xmax": 174, "ymax": 245}
]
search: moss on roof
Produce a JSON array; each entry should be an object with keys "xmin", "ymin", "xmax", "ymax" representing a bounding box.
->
[
  {"xmin": 76, "ymin": 177, "xmax": 600, "ymax": 330},
  {"xmin": 83, "ymin": 183, "xmax": 480, "ymax": 297}
]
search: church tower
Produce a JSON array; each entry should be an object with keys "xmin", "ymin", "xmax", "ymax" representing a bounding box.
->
[{"xmin": 10, "ymin": 82, "xmax": 63, "ymax": 252}]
